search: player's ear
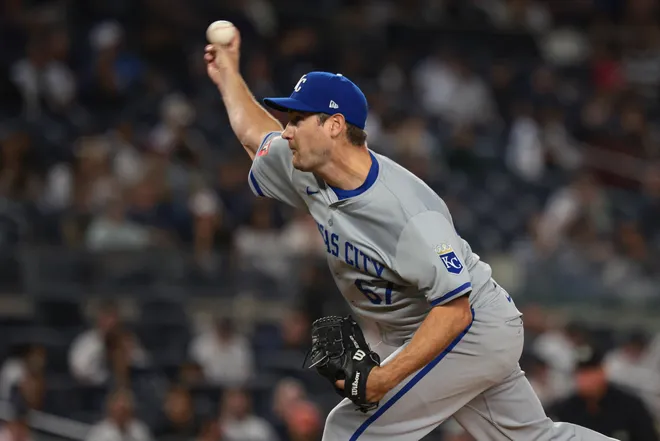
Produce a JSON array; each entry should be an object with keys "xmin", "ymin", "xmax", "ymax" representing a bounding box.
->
[{"xmin": 329, "ymin": 114, "xmax": 346, "ymax": 139}]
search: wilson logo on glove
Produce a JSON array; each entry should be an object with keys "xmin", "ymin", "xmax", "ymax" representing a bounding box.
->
[
  {"xmin": 351, "ymin": 372, "xmax": 360, "ymax": 397},
  {"xmin": 353, "ymin": 350, "xmax": 366, "ymax": 361}
]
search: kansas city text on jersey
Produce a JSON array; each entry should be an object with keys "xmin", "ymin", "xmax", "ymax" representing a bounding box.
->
[{"xmin": 316, "ymin": 222, "xmax": 385, "ymax": 278}]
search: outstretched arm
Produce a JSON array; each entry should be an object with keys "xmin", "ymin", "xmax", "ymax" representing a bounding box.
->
[
  {"xmin": 335, "ymin": 296, "xmax": 472, "ymax": 403},
  {"xmin": 204, "ymin": 31, "xmax": 282, "ymax": 159},
  {"xmin": 366, "ymin": 297, "xmax": 472, "ymax": 402}
]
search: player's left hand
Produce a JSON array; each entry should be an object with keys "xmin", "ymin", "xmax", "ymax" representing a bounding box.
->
[
  {"xmin": 335, "ymin": 366, "xmax": 391, "ymax": 404},
  {"xmin": 305, "ymin": 316, "xmax": 384, "ymax": 412}
]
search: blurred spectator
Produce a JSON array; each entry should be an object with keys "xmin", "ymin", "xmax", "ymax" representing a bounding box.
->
[
  {"xmin": 0, "ymin": 408, "xmax": 32, "ymax": 441},
  {"xmin": 108, "ymin": 119, "xmax": 145, "ymax": 189},
  {"xmin": 270, "ymin": 378, "xmax": 307, "ymax": 439},
  {"xmin": 392, "ymin": 115, "xmax": 438, "ymax": 164},
  {"xmin": 118, "ymin": 172, "xmax": 188, "ymax": 249},
  {"xmin": 518, "ymin": 303, "xmax": 550, "ymax": 345},
  {"xmin": 413, "ymin": 49, "xmax": 495, "ymax": 128},
  {"xmin": 214, "ymin": 156, "xmax": 253, "ymax": 231},
  {"xmin": 639, "ymin": 162, "xmax": 660, "ymax": 248},
  {"xmin": 489, "ymin": 61, "xmax": 516, "ymax": 124},
  {"xmin": 541, "ymin": 27, "xmax": 590, "ymax": 67},
  {"xmin": 279, "ymin": 210, "xmax": 326, "ymax": 259},
  {"xmin": 525, "ymin": 354, "xmax": 573, "ymax": 408},
  {"xmin": 153, "ymin": 385, "xmax": 201, "ymax": 441},
  {"xmin": 72, "ymin": 137, "xmax": 116, "ymax": 210},
  {"xmin": 54, "ymin": 136, "xmax": 120, "ymax": 246},
  {"xmin": 529, "ymin": 66, "xmax": 560, "ymax": 109},
  {"xmin": 618, "ymin": 101, "xmax": 655, "ymax": 159},
  {"xmin": 576, "ymin": 92, "xmax": 614, "ymax": 146},
  {"xmin": 444, "ymin": 125, "xmax": 480, "ymax": 174},
  {"xmin": 188, "ymin": 318, "xmax": 254, "ymax": 387},
  {"xmin": 219, "ymin": 388, "xmax": 278, "ymax": 441},
  {"xmin": 0, "ymin": 345, "xmax": 46, "ymax": 400},
  {"xmin": 282, "ymin": 400, "xmax": 322, "ymax": 441},
  {"xmin": 582, "ymin": 98, "xmax": 653, "ymax": 190},
  {"xmin": 148, "ymin": 93, "xmax": 203, "ymax": 175},
  {"xmin": 197, "ymin": 418, "xmax": 223, "ymax": 441},
  {"xmin": 605, "ymin": 330, "xmax": 660, "ymax": 424},
  {"xmin": 280, "ymin": 310, "xmax": 311, "ymax": 354},
  {"xmin": 533, "ymin": 320, "xmax": 589, "ymax": 372},
  {"xmin": 85, "ymin": 194, "xmax": 153, "ymax": 252},
  {"xmin": 613, "ymin": 220, "xmax": 652, "ymax": 270},
  {"xmin": 505, "ymin": 101, "xmax": 545, "ymax": 182},
  {"xmin": 621, "ymin": 25, "xmax": 660, "ymax": 102},
  {"xmin": 105, "ymin": 328, "xmax": 151, "ymax": 390},
  {"xmin": 606, "ymin": 224, "xmax": 658, "ymax": 304},
  {"xmin": 177, "ymin": 361, "xmax": 205, "ymax": 388},
  {"xmin": 590, "ymin": 43, "xmax": 625, "ymax": 94},
  {"xmin": 0, "ymin": 127, "xmax": 42, "ymax": 202},
  {"xmin": 535, "ymin": 173, "xmax": 612, "ymax": 253},
  {"xmin": 532, "ymin": 321, "xmax": 588, "ymax": 390},
  {"xmin": 244, "ymin": 50, "xmax": 278, "ymax": 99},
  {"xmin": 295, "ymin": 262, "xmax": 346, "ymax": 323},
  {"xmin": 476, "ymin": 0, "xmax": 552, "ymax": 33},
  {"xmin": 539, "ymin": 106, "xmax": 582, "ymax": 172},
  {"xmin": 85, "ymin": 388, "xmax": 152, "ymax": 441},
  {"xmin": 256, "ymin": 310, "xmax": 314, "ymax": 377},
  {"xmin": 549, "ymin": 344, "xmax": 658, "ymax": 441},
  {"xmin": 81, "ymin": 21, "xmax": 144, "ymax": 116},
  {"xmin": 188, "ymin": 179, "xmax": 224, "ymax": 270},
  {"xmin": 11, "ymin": 372, "xmax": 45, "ymax": 412},
  {"xmin": 69, "ymin": 300, "xmax": 148, "ymax": 385},
  {"xmin": 234, "ymin": 199, "xmax": 292, "ymax": 281},
  {"xmin": 9, "ymin": 35, "xmax": 76, "ymax": 120}
]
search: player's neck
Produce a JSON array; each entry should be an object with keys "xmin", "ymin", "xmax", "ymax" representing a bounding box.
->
[{"xmin": 317, "ymin": 144, "xmax": 371, "ymax": 190}]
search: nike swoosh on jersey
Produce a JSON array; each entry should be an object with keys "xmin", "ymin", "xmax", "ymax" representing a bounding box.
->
[{"xmin": 306, "ymin": 187, "xmax": 320, "ymax": 195}]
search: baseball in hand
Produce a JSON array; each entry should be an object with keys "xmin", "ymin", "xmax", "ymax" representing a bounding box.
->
[{"xmin": 206, "ymin": 20, "xmax": 236, "ymax": 45}]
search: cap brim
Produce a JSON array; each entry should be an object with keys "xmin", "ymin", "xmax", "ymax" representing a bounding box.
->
[{"xmin": 263, "ymin": 97, "xmax": 318, "ymax": 113}]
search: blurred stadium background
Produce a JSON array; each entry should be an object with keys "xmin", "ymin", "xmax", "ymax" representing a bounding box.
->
[{"xmin": 0, "ymin": 0, "xmax": 659, "ymax": 440}]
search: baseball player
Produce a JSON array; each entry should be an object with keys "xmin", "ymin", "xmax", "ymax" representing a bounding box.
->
[{"xmin": 204, "ymin": 31, "xmax": 618, "ymax": 441}]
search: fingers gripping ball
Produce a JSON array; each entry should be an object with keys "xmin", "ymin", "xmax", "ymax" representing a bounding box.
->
[
  {"xmin": 206, "ymin": 20, "xmax": 237, "ymax": 45},
  {"xmin": 303, "ymin": 316, "xmax": 381, "ymax": 413}
]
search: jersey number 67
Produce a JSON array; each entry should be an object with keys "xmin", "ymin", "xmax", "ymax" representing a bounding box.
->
[{"xmin": 354, "ymin": 280, "xmax": 394, "ymax": 305}]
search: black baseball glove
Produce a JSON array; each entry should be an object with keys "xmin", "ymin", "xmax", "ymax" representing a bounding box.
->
[{"xmin": 303, "ymin": 315, "xmax": 381, "ymax": 413}]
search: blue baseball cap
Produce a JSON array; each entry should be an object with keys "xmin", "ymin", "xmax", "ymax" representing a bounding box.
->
[{"xmin": 263, "ymin": 72, "xmax": 368, "ymax": 130}]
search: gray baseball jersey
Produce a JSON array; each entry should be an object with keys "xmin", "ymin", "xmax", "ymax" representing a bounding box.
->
[
  {"xmin": 248, "ymin": 132, "xmax": 618, "ymax": 441},
  {"xmin": 249, "ymin": 132, "xmax": 501, "ymax": 346}
]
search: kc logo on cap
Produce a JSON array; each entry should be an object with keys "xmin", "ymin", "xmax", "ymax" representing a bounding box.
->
[{"xmin": 263, "ymin": 72, "xmax": 368, "ymax": 130}]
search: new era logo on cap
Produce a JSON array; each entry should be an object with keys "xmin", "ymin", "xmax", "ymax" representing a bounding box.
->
[{"xmin": 263, "ymin": 72, "xmax": 368, "ymax": 129}]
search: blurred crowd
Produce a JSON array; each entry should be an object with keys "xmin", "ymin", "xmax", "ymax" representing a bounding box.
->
[
  {"xmin": 0, "ymin": 300, "xmax": 333, "ymax": 441},
  {"xmin": 1, "ymin": 0, "xmax": 660, "ymax": 439},
  {"xmin": 0, "ymin": 0, "xmax": 659, "ymax": 298},
  {"xmin": 0, "ymin": 297, "xmax": 659, "ymax": 441}
]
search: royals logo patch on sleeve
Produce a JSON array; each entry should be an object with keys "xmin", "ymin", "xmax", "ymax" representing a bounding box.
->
[
  {"xmin": 257, "ymin": 138, "xmax": 273, "ymax": 157},
  {"xmin": 435, "ymin": 244, "xmax": 464, "ymax": 275}
]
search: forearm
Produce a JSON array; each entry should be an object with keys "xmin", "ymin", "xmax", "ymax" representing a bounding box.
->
[
  {"xmin": 379, "ymin": 296, "xmax": 472, "ymax": 389},
  {"xmin": 217, "ymin": 70, "xmax": 283, "ymax": 159}
]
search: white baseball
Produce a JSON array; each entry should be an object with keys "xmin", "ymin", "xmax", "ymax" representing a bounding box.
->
[{"xmin": 206, "ymin": 20, "xmax": 236, "ymax": 45}]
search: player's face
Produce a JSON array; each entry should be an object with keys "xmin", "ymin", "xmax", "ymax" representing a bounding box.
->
[{"xmin": 282, "ymin": 112, "xmax": 332, "ymax": 172}]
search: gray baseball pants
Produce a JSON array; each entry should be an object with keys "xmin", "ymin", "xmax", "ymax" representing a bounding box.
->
[{"xmin": 322, "ymin": 296, "xmax": 618, "ymax": 441}]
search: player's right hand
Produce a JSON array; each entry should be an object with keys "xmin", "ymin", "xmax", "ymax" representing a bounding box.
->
[{"xmin": 204, "ymin": 30, "xmax": 241, "ymax": 87}]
